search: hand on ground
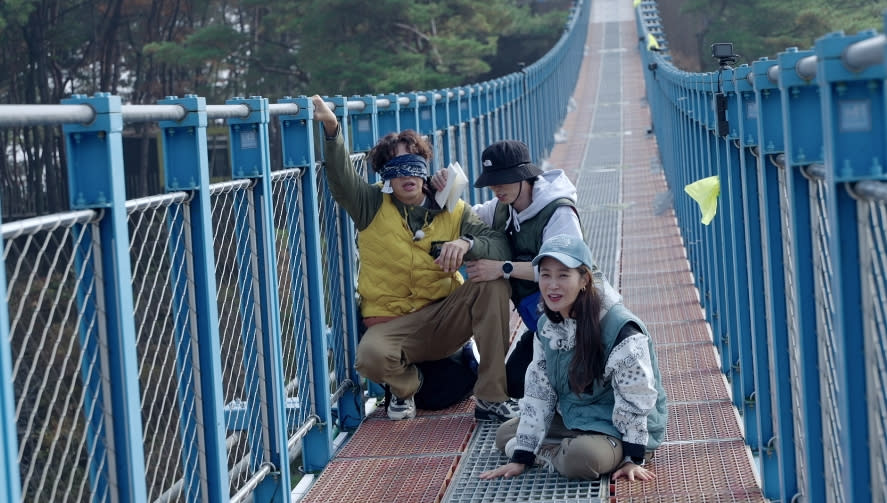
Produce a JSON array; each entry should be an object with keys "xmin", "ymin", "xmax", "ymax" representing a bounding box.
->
[
  {"xmin": 612, "ymin": 463, "xmax": 655, "ymax": 481},
  {"xmin": 479, "ymin": 462, "xmax": 526, "ymax": 480}
]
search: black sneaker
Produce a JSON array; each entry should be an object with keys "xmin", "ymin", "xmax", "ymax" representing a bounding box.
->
[{"xmin": 474, "ymin": 398, "xmax": 520, "ymax": 422}]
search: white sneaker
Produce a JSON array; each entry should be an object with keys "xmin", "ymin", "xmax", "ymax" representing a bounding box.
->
[
  {"xmin": 534, "ymin": 443, "xmax": 559, "ymax": 473},
  {"xmin": 504, "ymin": 437, "xmax": 558, "ymax": 472},
  {"xmin": 387, "ymin": 395, "xmax": 416, "ymax": 420}
]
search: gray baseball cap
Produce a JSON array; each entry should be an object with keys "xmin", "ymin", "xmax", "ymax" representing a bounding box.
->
[{"xmin": 531, "ymin": 234, "xmax": 595, "ymax": 270}]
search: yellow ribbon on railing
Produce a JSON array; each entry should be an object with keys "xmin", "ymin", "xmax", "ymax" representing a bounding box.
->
[
  {"xmin": 684, "ymin": 175, "xmax": 720, "ymax": 225},
  {"xmin": 647, "ymin": 33, "xmax": 660, "ymax": 51}
]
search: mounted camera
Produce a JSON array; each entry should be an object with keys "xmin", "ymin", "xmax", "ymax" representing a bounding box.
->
[
  {"xmin": 711, "ymin": 42, "xmax": 738, "ymax": 68},
  {"xmin": 710, "ymin": 42, "xmax": 736, "ymax": 137}
]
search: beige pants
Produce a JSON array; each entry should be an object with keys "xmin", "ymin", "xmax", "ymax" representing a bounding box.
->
[
  {"xmin": 355, "ymin": 278, "xmax": 511, "ymax": 402},
  {"xmin": 495, "ymin": 414, "xmax": 644, "ymax": 480}
]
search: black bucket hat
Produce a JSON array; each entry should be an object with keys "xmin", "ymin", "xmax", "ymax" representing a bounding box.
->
[{"xmin": 474, "ymin": 140, "xmax": 543, "ymax": 188}]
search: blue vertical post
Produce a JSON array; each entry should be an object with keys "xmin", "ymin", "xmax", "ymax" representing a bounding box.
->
[
  {"xmin": 0, "ymin": 215, "xmax": 20, "ymax": 503},
  {"xmin": 490, "ymin": 80, "xmax": 502, "ymax": 142},
  {"xmin": 817, "ymin": 29, "xmax": 885, "ymax": 503},
  {"xmin": 61, "ymin": 93, "xmax": 148, "ymax": 503},
  {"xmin": 277, "ymin": 96, "xmax": 336, "ymax": 469},
  {"xmin": 463, "ymin": 87, "xmax": 481, "ymax": 205},
  {"xmin": 734, "ymin": 65, "xmax": 763, "ymax": 450},
  {"xmin": 752, "ymin": 58, "xmax": 792, "ymax": 501},
  {"xmin": 349, "ymin": 95, "xmax": 379, "ymax": 185},
  {"xmin": 705, "ymin": 71, "xmax": 729, "ymax": 366},
  {"xmin": 503, "ymin": 76, "xmax": 517, "ymax": 139},
  {"xmin": 777, "ymin": 47, "xmax": 826, "ymax": 503},
  {"xmin": 475, "ymin": 83, "xmax": 489, "ymax": 153},
  {"xmin": 514, "ymin": 67, "xmax": 533, "ymax": 153},
  {"xmin": 418, "ymin": 92, "xmax": 436, "ymax": 137},
  {"xmin": 158, "ymin": 95, "xmax": 230, "ymax": 503},
  {"xmin": 226, "ymin": 96, "xmax": 291, "ymax": 503},
  {"xmin": 504, "ymin": 75, "xmax": 514, "ymax": 140},
  {"xmin": 318, "ymin": 95, "xmax": 363, "ymax": 432},
  {"xmin": 399, "ymin": 92, "xmax": 420, "ymax": 133},
  {"xmin": 687, "ymin": 77, "xmax": 704, "ymax": 296},
  {"xmin": 433, "ymin": 90, "xmax": 452, "ymax": 168},
  {"xmin": 349, "ymin": 95, "xmax": 379, "ymax": 153},
  {"xmin": 377, "ymin": 93, "xmax": 400, "ymax": 138},
  {"xmin": 330, "ymin": 96, "xmax": 364, "ymax": 431},
  {"xmin": 724, "ymin": 67, "xmax": 756, "ymax": 434},
  {"xmin": 449, "ymin": 88, "xmax": 464, "ymax": 171},
  {"xmin": 526, "ymin": 67, "xmax": 540, "ymax": 159}
]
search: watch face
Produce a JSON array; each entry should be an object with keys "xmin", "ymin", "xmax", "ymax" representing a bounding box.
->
[{"xmin": 502, "ymin": 262, "xmax": 514, "ymax": 273}]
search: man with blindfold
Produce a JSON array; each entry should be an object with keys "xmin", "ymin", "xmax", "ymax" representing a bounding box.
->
[{"xmin": 310, "ymin": 95, "xmax": 520, "ymax": 423}]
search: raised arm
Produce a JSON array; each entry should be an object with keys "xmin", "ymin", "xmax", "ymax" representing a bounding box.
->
[{"xmin": 311, "ymin": 95, "xmax": 381, "ymax": 230}]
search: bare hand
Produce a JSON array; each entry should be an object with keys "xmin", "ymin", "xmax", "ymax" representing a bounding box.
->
[
  {"xmin": 430, "ymin": 168, "xmax": 449, "ymax": 191},
  {"xmin": 479, "ymin": 462, "xmax": 526, "ymax": 480},
  {"xmin": 310, "ymin": 95, "xmax": 338, "ymax": 136},
  {"xmin": 464, "ymin": 259, "xmax": 505, "ymax": 282},
  {"xmin": 433, "ymin": 239, "xmax": 470, "ymax": 273},
  {"xmin": 612, "ymin": 463, "xmax": 656, "ymax": 482}
]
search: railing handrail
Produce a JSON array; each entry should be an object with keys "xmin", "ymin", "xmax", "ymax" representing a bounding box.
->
[
  {"xmin": 0, "ymin": 87, "xmax": 487, "ymax": 127},
  {"xmin": 636, "ymin": 2, "xmax": 887, "ymax": 503}
]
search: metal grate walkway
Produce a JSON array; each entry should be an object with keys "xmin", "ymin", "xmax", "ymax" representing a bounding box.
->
[{"xmin": 299, "ymin": 0, "xmax": 767, "ymax": 501}]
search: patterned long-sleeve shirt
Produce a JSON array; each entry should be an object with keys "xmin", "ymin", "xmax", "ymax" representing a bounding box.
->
[{"xmin": 511, "ymin": 316, "xmax": 659, "ymax": 464}]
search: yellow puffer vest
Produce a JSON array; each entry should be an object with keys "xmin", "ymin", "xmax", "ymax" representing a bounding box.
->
[{"xmin": 358, "ymin": 195, "xmax": 466, "ymax": 318}]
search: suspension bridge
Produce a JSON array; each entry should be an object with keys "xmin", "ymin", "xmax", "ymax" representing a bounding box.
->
[{"xmin": 0, "ymin": 0, "xmax": 885, "ymax": 502}]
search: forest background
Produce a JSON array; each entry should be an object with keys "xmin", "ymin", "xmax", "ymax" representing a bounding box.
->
[{"xmin": 0, "ymin": 0, "xmax": 884, "ymax": 219}]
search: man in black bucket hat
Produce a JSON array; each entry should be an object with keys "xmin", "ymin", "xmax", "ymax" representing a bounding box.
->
[{"xmin": 433, "ymin": 139, "xmax": 622, "ymax": 398}]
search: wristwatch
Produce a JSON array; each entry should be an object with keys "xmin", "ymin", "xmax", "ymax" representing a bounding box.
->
[
  {"xmin": 459, "ymin": 234, "xmax": 475, "ymax": 250},
  {"xmin": 502, "ymin": 261, "xmax": 514, "ymax": 279}
]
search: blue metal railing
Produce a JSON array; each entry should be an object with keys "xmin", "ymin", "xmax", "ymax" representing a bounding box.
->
[
  {"xmin": 0, "ymin": 1, "xmax": 590, "ymax": 501},
  {"xmin": 637, "ymin": 2, "xmax": 887, "ymax": 502}
]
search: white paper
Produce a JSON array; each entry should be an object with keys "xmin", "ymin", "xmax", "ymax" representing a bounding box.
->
[{"xmin": 434, "ymin": 161, "xmax": 468, "ymax": 213}]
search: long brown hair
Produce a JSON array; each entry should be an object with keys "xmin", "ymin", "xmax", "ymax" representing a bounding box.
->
[
  {"xmin": 542, "ymin": 265, "xmax": 604, "ymax": 395},
  {"xmin": 367, "ymin": 130, "xmax": 433, "ymax": 173}
]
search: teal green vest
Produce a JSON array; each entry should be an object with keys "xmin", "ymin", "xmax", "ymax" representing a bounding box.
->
[
  {"xmin": 492, "ymin": 197, "xmax": 575, "ymax": 303},
  {"xmin": 538, "ymin": 304, "xmax": 668, "ymax": 450}
]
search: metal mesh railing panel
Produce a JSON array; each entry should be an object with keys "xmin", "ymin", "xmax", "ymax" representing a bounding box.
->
[
  {"xmin": 209, "ymin": 181, "xmax": 263, "ymax": 495},
  {"xmin": 458, "ymin": 124, "xmax": 469, "ymax": 200},
  {"xmin": 315, "ymin": 168, "xmax": 344, "ymax": 401},
  {"xmin": 4, "ymin": 210, "xmax": 109, "ymax": 503},
  {"xmin": 862, "ymin": 198, "xmax": 887, "ymax": 502},
  {"xmin": 127, "ymin": 198, "xmax": 190, "ymax": 502},
  {"xmin": 811, "ymin": 177, "xmax": 844, "ymax": 503},
  {"xmin": 270, "ymin": 169, "xmax": 313, "ymax": 429},
  {"xmin": 314, "ymin": 154, "xmax": 365, "ymax": 404},
  {"xmin": 778, "ymin": 168, "xmax": 806, "ymax": 497},
  {"xmin": 340, "ymin": 154, "xmax": 367, "ymax": 391}
]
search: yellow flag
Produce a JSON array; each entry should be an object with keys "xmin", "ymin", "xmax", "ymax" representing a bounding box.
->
[
  {"xmin": 633, "ymin": 0, "xmax": 642, "ymax": 7},
  {"xmin": 647, "ymin": 33, "xmax": 660, "ymax": 51},
  {"xmin": 684, "ymin": 176, "xmax": 720, "ymax": 225}
]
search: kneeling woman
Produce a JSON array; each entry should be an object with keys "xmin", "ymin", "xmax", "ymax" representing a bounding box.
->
[{"xmin": 480, "ymin": 234, "xmax": 667, "ymax": 481}]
